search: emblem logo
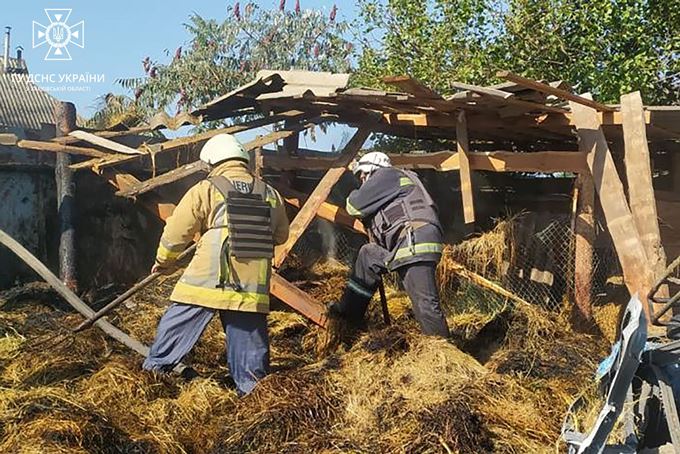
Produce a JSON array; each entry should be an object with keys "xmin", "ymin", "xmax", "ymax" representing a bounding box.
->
[{"xmin": 32, "ymin": 9, "xmax": 84, "ymax": 61}]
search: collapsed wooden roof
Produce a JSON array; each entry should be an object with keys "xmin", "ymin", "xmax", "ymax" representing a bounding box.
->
[
  {"xmin": 6, "ymin": 69, "xmax": 679, "ymax": 329},
  {"xmin": 192, "ymin": 70, "xmax": 680, "ymax": 148}
]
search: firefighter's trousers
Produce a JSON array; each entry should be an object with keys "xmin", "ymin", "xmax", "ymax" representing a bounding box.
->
[
  {"xmin": 337, "ymin": 243, "xmax": 450, "ymax": 337},
  {"xmin": 143, "ymin": 302, "xmax": 269, "ymax": 395}
]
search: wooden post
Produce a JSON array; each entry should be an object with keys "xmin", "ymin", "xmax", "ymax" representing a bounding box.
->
[
  {"xmin": 674, "ymin": 152, "xmax": 680, "ymax": 193},
  {"xmin": 570, "ymin": 99, "xmax": 655, "ymax": 320},
  {"xmin": 573, "ymin": 172, "xmax": 595, "ymax": 320},
  {"xmin": 279, "ymin": 119, "xmax": 299, "ymax": 189},
  {"xmin": 456, "ymin": 111, "xmax": 475, "ymax": 228},
  {"xmin": 621, "ymin": 91, "xmax": 666, "ymax": 277},
  {"xmin": 273, "ymin": 128, "xmax": 371, "ymax": 269},
  {"xmin": 54, "ymin": 102, "xmax": 78, "ymax": 291}
]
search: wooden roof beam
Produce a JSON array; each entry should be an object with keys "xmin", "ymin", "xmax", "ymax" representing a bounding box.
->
[
  {"xmin": 498, "ymin": 70, "xmax": 617, "ymax": 112},
  {"xmin": 70, "ymin": 110, "xmax": 310, "ymax": 171},
  {"xmin": 116, "ymin": 118, "xmax": 324, "ymax": 198},
  {"xmin": 264, "ymin": 150, "xmax": 585, "ymax": 173}
]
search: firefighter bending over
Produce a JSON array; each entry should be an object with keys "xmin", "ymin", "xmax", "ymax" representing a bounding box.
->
[{"xmin": 330, "ymin": 152, "xmax": 450, "ymax": 337}]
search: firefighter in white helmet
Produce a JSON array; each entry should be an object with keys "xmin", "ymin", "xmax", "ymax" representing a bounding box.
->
[
  {"xmin": 143, "ymin": 133, "xmax": 289, "ymax": 395},
  {"xmin": 330, "ymin": 151, "xmax": 449, "ymax": 337}
]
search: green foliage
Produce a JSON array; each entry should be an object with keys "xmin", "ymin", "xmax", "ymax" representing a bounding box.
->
[
  {"xmin": 352, "ymin": 0, "xmax": 501, "ymax": 92},
  {"xmin": 497, "ymin": 0, "xmax": 680, "ymax": 104},
  {"xmin": 114, "ymin": 2, "xmax": 352, "ymax": 123},
  {"xmin": 355, "ymin": 0, "xmax": 680, "ymax": 104}
]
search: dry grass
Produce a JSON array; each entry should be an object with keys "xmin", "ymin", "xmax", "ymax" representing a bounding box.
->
[{"xmin": 0, "ymin": 252, "xmax": 613, "ymax": 453}]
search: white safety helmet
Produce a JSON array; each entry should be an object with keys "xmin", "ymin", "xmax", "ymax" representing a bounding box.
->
[
  {"xmin": 352, "ymin": 151, "xmax": 391, "ymax": 176},
  {"xmin": 199, "ymin": 133, "xmax": 249, "ymax": 165}
]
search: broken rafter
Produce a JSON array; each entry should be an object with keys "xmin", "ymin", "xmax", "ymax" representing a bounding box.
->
[
  {"xmin": 0, "ymin": 228, "xmax": 151, "ymax": 360},
  {"xmin": 277, "ymin": 184, "xmax": 366, "ymax": 234},
  {"xmin": 273, "ymin": 127, "xmax": 372, "ymax": 269},
  {"xmin": 69, "ymin": 130, "xmax": 145, "ymax": 155},
  {"xmin": 16, "ymin": 139, "xmax": 108, "ymax": 158},
  {"xmin": 498, "ymin": 71, "xmax": 616, "ymax": 112},
  {"xmin": 71, "ymin": 109, "xmax": 310, "ymax": 171},
  {"xmin": 115, "ymin": 117, "xmax": 325, "ymax": 198}
]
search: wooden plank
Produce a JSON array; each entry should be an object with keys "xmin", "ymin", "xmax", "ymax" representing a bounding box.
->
[
  {"xmin": 116, "ymin": 161, "xmax": 208, "ymax": 197},
  {"xmin": 273, "ymin": 127, "xmax": 371, "ymax": 268},
  {"xmin": 0, "ymin": 228, "xmax": 154, "ymax": 360},
  {"xmin": 270, "ymin": 274, "xmax": 327, "ymax": 327},
  {"xmin": 69, "ymin": 130, "xmax": 145, "ymax": 155},
  {"xmin": 450, "ymin": 81, "xmax": 514, "ymax": 99},
  {"xmin": 115, "ymin": 122, "xmax": 318, "ymax": 198},
  {"xmin": 621, "ymin": 91, "xmax": 666, "ymax": 277},
  {"xmin": 0, "ymin": 133, "xmax": 18, "ymax": 146},
  {"xmin": 499, "ymin": 71, "xmax": 616, "ymax": 112},
  {"xmin": 382, "ymin": 75, "xmax": 443, "ymax": 99},
  {"xmin": 573, "ymin": 172, "xmax": 595, "ymax": 321},
  {"xmin": 16, "ymin": 139, "xmax": 107, "ymax": 158},
  {"xmin": 264, "ymin": 150, "xmax": 585, "ymax": 173},
  {"xmin": 277, "ymin": 185, "xmax": 366, "ymax": 234},
  {"xmin": 570, "ymin": 99, "xmax": 654, "ymax": 318},
  {"xmin": 457, "ymin": 111, "xmax": 475, "ymax": 225},
  {"xmin": 674, "ymin": 152, "xmax": 680, "ymax": 193},
  {"xmin": 72, "ymin": 110, "xmax": 309, "ymax": 170}
]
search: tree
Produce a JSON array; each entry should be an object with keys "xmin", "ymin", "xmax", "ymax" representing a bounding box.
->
[
  {"xmin": 353, "ymin": 0, "xmax": 501, "ymax": 92},
  {"xmin": 355, "ymin": 0, "xmax": 680, "ymax": 104},
  {"xmin": 497, "ymin": 0, "xmax": 680, "ymax": 104},
  {"xmin": 98, "ymin": 1, "xmax": 351, "ymax": 127}
]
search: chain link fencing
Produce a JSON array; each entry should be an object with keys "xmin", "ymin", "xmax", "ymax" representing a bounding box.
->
[{"xmin": 291, "ymin": 211, "xmax": 621, "ymax": 315}]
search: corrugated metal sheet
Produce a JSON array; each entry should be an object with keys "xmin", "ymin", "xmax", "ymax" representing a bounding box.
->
[
  {"xmin": 0, "ymin": 73, "xmax": 58, "ymax": 131},
  {"xmin": 0, "ymin": 57, "xmax": 29, "ymax": 74},
  {"xmin": 193, "ymin": 70, "xmax": 350, "ymax": 121}
]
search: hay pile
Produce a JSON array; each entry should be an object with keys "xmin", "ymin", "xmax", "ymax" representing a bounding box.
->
[{"xmin": 0, "ymin": 256, "xmax": 614, "ymax": 453}]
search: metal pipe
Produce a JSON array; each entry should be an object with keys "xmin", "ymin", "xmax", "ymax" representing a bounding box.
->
[{"xmin": 4, "ymin": 26, "xmax": 11, "ymax": 72}]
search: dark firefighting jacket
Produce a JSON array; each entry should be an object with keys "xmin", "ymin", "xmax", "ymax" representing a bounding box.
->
[{"xmin": 345, "ymin": 167, "xmax": 443, "ymax": 270}]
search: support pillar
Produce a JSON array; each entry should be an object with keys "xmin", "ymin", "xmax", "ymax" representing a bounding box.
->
[
  {"xmin": 573, "ymin": 172, "xmax": 595, "ymax": 321},
  {"xmin": 54, "ymin": 101, "xmax": 77, "ymax": 291}
]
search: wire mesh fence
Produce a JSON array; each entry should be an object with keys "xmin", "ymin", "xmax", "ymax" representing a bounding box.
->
[{"xmin": 291, "ymin": 211, "xmax": 621, "ymax": 314}]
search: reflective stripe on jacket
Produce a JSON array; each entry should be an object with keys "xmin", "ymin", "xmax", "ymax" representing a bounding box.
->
[
  {"xmin": 155, "ymin": 161, "xmax": 289, "ymax": 312},
  {"xmin": 346, "ymin": 167, "xmax": 443, "ymax": 270}
]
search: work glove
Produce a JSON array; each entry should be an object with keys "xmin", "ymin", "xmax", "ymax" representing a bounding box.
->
[{"xmin": 151, "ymin": 262, "xmax": 175, "ymax": 276}]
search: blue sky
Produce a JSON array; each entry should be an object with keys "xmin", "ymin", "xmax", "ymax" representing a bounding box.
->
[{"xmin": 5, "ymin": 1, "xmax": 361, "ymax": 148}]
